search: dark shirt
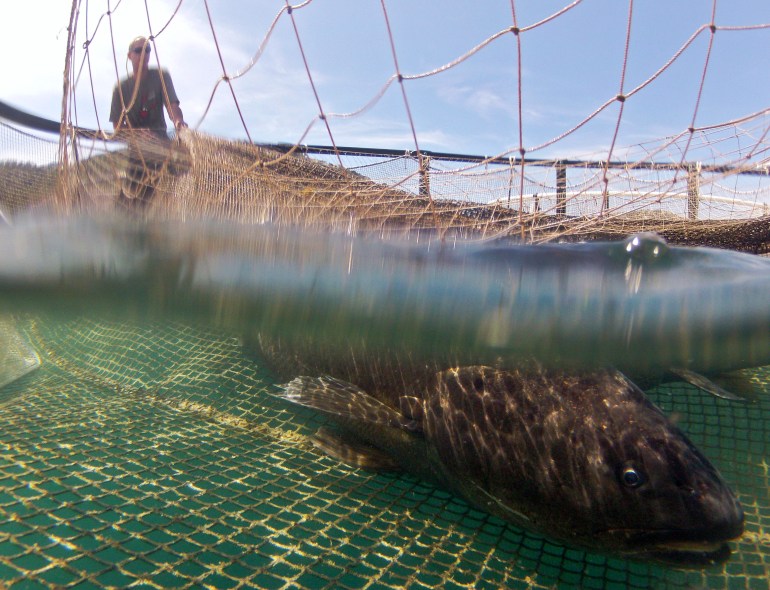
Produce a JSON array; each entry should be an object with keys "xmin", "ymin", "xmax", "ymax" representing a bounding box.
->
[{"xmin": 109, "ymin": 68, "xmax": 179, "ymax": 136}]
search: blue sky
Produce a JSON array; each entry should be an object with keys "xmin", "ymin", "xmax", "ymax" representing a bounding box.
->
[{"xmin": 2, "ymin": 1, "xmax": 769, "ymax": 160}]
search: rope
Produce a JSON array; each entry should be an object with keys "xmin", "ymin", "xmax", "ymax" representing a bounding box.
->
[
  {"xmin": 379, "ymin": 0, "xmax": 439, "ymax": 231},
  {"xmin": 285, "ymin": 0, "xmax": 343, "ymax": 169},
  {"xmin": 202, "ymin": 0, "xmax": 252, "ymax": 143}
]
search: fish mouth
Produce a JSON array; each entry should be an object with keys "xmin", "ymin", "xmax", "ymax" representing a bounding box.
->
[
  {"xmin": 641, "ymin": 539, "xmax": 732, "ymax": 567},
  {"xmin": 603, "ymin": 526, "xmax": 742, "ymax": 567}
]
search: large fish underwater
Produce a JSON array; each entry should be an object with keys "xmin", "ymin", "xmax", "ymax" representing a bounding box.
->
[
  {"xmin": 1, "ymin": 218, "xmax": 769, "ymax": 377},
  {"xmin": 254, "ymin": 334, "xmax": 745, "ymax": 568},
  {"xmin": 0, "ymin": 216, "xmax": 756, "ymax": 564}
]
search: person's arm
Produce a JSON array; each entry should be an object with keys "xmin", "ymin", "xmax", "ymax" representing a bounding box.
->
[
  {"xmin": 168, "ymin": 101, "xmax": 186, "ymax": 129},
  {"xmin": 109, "ymin": 82, "xmax": 135, "ymax": 134},
  {"xmin": 112, "ymin": 113, "xmax": 128, "ymax": 131},
  {"xmin": 109, "ymin": 85, "xmax": 123, "ymax": 131},
  {"xmin": 160, "ymin": 70, "xmax": 186, "ymax": 129}
]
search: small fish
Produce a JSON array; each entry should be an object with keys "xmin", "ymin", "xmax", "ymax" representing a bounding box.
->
[{"xmin": 277, "ymin": 364, "xmax": 744, "ymax": 567}]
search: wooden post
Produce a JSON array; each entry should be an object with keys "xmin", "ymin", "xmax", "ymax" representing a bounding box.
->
[
  {"xmin": 56, "ymin": 0, "xmax": 80, "ymax": 210},
  {"xmin": 687, "ymin": 162, "xmax": 701, "ymax": 220},
  {"xmin": 601, "ymin": 162, "xmax": 610, "ymax": 214},
  {"xmin": 556, "ymin": 162, "xmax": 567, "ymax": 217},
  {"xmin": 419, "ymin": 154, "xmax": 431, "ymax": 198}
]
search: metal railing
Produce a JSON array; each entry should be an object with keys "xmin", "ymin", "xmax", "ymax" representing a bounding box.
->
[{"xmin": 2, "ymin": 99, "xmax": 768, "ymax": 222}]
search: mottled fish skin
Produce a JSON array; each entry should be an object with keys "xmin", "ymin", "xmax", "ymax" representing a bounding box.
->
[
  {"xmin": 257, "ymin": 336, "xmax": 744, "ymax": 566},
  {"xmin": 425, "ymin": 366, "xmax": 743, "ymax": 565}
]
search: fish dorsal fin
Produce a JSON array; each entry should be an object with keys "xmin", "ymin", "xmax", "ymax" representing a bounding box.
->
[{"xmin": 279, "ymin": 375, "xmax": 419, "ymax": 432}]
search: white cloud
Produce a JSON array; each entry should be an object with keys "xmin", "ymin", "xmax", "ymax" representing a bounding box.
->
[
  {"xmin": 438, "ymin": 84, "xmax": 515, "ymax": 120},
  {"xmin": 317, "ymin": 115, "xmax": 459, "ymax": 152},
  {"xmin": 0, "ymin": 2, "xmax": 72, "ymax": 117}
]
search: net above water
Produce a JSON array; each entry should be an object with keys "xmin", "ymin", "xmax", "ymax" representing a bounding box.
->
[{"xmin": 1, "ymin": 115, "xmax": 768, "ymax": 253}]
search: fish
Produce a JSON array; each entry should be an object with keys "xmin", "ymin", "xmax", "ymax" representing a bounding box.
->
[
  {"xmin": 1, "ymin": 217, "xmax": 769, "ymax": 378},
  {"xmin": 262, "ymin": 335, "xmax": 744, "ymax": 567}
]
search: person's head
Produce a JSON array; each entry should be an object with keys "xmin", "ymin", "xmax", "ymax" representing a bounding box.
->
[{"xmin": 128, "ymin": 36, "xmax": 151, "ymax": 74}]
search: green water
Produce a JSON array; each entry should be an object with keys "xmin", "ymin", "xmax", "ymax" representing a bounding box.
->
[{"xmin": 0, "ymin": 317, "xmax": 766, "ymax": 590}]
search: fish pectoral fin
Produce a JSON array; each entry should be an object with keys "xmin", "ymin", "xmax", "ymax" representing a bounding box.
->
[
  {"xmin": 278, "ymin": 375, "xmax": 418, "ymax": 431},
  {"xmin": 669, "ymin": 368, "xmax": 750, "ymax": 402},
  {"xmin": 397, "ymin": 395, "xmax": 424, "ymax": 433},
  {"xmin": 311, "ymin": 427, "xmax": 401, "ymax": 471}
]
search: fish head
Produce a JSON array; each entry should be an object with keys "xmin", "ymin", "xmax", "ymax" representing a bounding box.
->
[
  {"xmin": 585, "ymin": 383, "xmax": 745, "ymax": 566},
  {"xmin": 428, "ymin": 366, "xmax": 744, "ymax": 566}
]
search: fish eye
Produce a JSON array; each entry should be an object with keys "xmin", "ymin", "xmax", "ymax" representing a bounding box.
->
[{"xmin": 621, "ymin": 466, "xmax": 645, "ymax": 488}]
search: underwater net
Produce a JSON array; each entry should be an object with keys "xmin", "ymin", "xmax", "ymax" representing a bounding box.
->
[
  {"xmin": 0, "ymin": 316, "xmax": 767, "ymax": 590},
  {"xmin": 1, "ymin": 1, "xmax": 770, "ymax": 588}
]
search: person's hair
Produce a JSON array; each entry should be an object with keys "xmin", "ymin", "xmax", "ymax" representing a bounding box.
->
[{"xmin": 128, "ymin": 36, "xmax": 149, "ymax": 52}]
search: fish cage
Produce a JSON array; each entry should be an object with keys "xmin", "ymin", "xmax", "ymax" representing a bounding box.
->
[{"xmin": 1, "ymin": 1, "xmax": 770, "ymax": 589}]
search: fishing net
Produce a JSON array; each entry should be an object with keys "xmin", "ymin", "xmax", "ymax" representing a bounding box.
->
[
  {"xmin": 3, "ymin": 117, "xmax": 770, "ymax": 250},
  {"xmin": 0, "ymin": 316, "xmax": 768, "ymax": 590},
  {"xmin": 1, "ymin": 1, "xmax": 770, "ymax": 588}
]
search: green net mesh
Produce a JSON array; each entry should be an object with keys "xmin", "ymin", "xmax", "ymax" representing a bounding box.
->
[{"xmin": 0, "ymin": 316, "xmax": 767, "ymax": 590}]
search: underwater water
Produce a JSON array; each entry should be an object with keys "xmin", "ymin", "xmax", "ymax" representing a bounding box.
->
[{"xmin": 0, "ymin": 217, "xmax": 768, "ymax": 589}]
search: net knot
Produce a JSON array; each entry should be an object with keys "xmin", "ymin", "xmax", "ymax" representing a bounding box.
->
[
  {"xmin": 616, "ymin": 94, "xmax": 626, "ymax": 103},
  {"xmin": 510, "ymin": 26, "xmax": 520, "ymax": 35}
]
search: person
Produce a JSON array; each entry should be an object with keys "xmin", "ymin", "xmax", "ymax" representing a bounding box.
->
[{"xmin": 109, "ymin": 36, "xmax": 187, "ymax": 210}]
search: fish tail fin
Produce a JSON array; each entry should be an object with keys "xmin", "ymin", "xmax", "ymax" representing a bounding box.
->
[
  {"xmin": 311, "ymin": 427, "xmax": 400, "ymax": 471},
  {"xmin": 278, "ymin": 375, "xmax": 416, "ymax": 431}
]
